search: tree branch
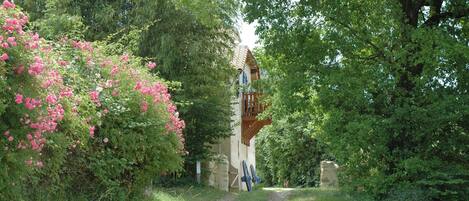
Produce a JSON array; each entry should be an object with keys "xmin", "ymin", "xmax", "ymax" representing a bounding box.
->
[{"xmin": 424, "ymin": 6, "xmax": 469, "ymax": 26}]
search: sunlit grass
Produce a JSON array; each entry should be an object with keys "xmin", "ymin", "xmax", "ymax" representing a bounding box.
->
[
  {"xmin": 152, "ymin": 186, "xmax": 373, "ymax": 201},
  {"xmin": 288, "ymin": 188, "xmax": 373, "ymax": 201},
  {"xmin": 153, "ymin": 186, "xmax": 227, "ymax": 201}
]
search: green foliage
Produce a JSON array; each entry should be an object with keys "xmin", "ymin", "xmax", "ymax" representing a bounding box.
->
[
  {"xmin": 0, "ymin": 4, "xmax": 184, "ymax": 200},
  {"xmin": 244, "ymin": 0, "xmax": 469, "ymax": 200},
  {"xmin": 19, "ymin": 0, "xmax": 239, "ymax": 174},
  {"xmin": 256, "ymin": 115, "xmax": 330, "ymax": 187}
]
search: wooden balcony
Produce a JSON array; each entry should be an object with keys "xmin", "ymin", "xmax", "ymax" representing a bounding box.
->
[{"xmin": 241, "ymin": 93, "xmax": 271, "ymax": 145}]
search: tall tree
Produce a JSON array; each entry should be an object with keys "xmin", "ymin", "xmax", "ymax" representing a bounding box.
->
[
  {"xmin": 245, "ymin": 0, "xmax": 469, "ymax": 200},
  {"xmin": 18, "ymin": 0, "xmax": 239, "ymax": 175}
]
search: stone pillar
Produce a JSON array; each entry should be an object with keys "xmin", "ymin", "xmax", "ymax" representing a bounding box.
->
[
  {"xmin": 217, "ymin": 155, "xmax": 229, "ymax": 191},
  {"xmin": 320, "ymin": 161, "xmax": 339, "ymax": 188},
  {"xmin": 208, "ymin": 161, "xmax": 217, "ymax": 187},
  {"xmin": 207, "ymin": 154, "xmax": 229, "ymax": 192}
]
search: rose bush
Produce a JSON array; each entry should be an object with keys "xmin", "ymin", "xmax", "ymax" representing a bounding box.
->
[{"xmin": 0, "ymin": 1, "xmax": 185, "ymax": 200}]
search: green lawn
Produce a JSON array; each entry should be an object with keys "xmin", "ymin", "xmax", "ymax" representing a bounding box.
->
[
  {"xmin": 288, "ymin": 188, "xmax": 373, "ymax": 201},
  {"xmin": 153, "ymin": 186, "xmax": 228, "ymax": 201}
]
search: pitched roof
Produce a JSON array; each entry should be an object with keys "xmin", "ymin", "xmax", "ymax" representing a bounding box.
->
[{"xmin": 231, "ymin": 45, "xmax": 258, "ymax": 70}]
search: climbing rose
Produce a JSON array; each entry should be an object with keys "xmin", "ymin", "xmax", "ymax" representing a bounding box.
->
[
  {"xmin": 141, "ymin": 101, "xmax": 149, "ymax": 112},
  {"xmin": 7, "ymin": 37, "xmax": 16, "ymax": 46},
  {"xmin": 15, "ymin": 65, "xmax": 24, "ymax": 74},
  {"xmin": 2, "ymin": 0, "xmax": 15, "ymax": 9},
  {"xmin": 120, "ymin": 54, "xmax": 129, "ymax": 62},
  {"xmin": 147, "ymin": 62, "xmax": 156, "ymax": 69},
  {"xmin": 46, "ymin": 94, "xmax": 58, "ymax": 105},
  {"xmin": 89, "ymin": 126, "xmax": 95, "ymax": 138},
  {"xmin": 15, "ymin": 94, "xmax": 23, "ymax": 104},
  {"xmin": 89, "ymin": 91, "xmax": 100, "ymax": 105},
  {"xmin": 28, "ymin": 56, "xmax": 44, "ymax": 76},
  {"xmin": 7, "ymin": 136, "xmax": 13, "ymax": 141},
  {"xmin": 0, "ymin": 53, "xmax": 8, "ymax": 61}
]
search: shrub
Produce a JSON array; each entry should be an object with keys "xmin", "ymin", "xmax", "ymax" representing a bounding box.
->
[{"xmin": 0, "ymin": 1, "xmax": 185, "ymax": 200}]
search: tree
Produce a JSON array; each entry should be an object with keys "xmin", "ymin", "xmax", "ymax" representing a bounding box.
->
[
  {"xmin": 19, "ymin": 0, "xmax": 240, "ymax": 175},
  {"xmin": 244, "ymin": 0, "xmax": 469, "ymax": 200}
]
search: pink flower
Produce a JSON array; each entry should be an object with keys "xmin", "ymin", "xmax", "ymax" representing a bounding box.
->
[
  {"xmin": 120, "ymin": 54, "xmax": 129, "ymax": 62},
  {"xmin": 2, "ymin": 0, "xmax": 15, "ymax": 9},
  {"xmin": 24, "ymin": 97, "xmax": 41, "ymax": 110},
  {"xmin": 36, "ymin": 161, "xmax": 43, "ymax": 168},
  {"xmin": 147, "ymin": 62, "xmax": 157, "ymax": 69},
  {"xmin": 7, "ymin": 37, "xmax": 16, "ymax": 46},
  {"xmin": 58, "ymin": 60, "xmax": 69, "ymax": 67},
  {"xmin": 15, "ymin": 65, "xmax": 24, "ymax": 74},
  {"xmin": 89, "ymin": 126, "xmax": 95, "ymax": 138},
  {"xmin": 141, "ymin": 101, "xmax": 149, "ymax": 112},
  {"xmin": 7, "ymin": 136, "xmax": 13, "ymax": 142},
  {"xmin": 134, "ymin": 82, "xmax": 143, "ymax": 90},
  {"xmin": 60, "ymin": 88, "xmax": 73, "ymax": 97},
  {"xmin": 111, "ymin": 65, "xmax": 119, "ymax": 75},
  {"xmin": 3, "ymin": 130, "xmax": 9, "ymax": 136},
  {"xmin": 89, "ymin": 91, "xmax": 100, "ymax": 104},
  {"xmin": 2, "ymin": 42, "xmax": 9, "ymax": 48},
  {"xmin": 28, "ymin": 56, "xmax": 44, "ymax": 76},
  {"xmin": 46, "ymin": 94, "xmax": 58, "ymax": 105},
  {"xmin": 0, "ymin": 53, "xmax": 8, "ymax": 61},
  {"xmin": 15, "ymin": 93, "xmax": 23, "ymax": 104},
  {"xmin": 24, "ymin": 98, "xmax": 34, "ymax": 110},
  {"xmin": 32, "ymin": 33, "xmax": 39, "ymax": 41}
]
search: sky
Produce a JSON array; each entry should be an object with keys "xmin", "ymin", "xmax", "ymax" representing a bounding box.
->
[{"xmin": 239, "ymin": 20, "xmax": 259, "ymax": 49}]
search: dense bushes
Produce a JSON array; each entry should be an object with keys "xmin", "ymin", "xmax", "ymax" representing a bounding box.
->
[{"xmin": 0, "ymin": 2, "xmax": 184, "ymax": 200}]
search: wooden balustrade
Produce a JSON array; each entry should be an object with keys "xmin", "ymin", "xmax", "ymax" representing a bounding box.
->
[
  {"xmin": 241, "ymin": 92, "xmax": 270, "ymax": 145},
  {"xmin": 242, "ymin": 92, "xmax": 266, "ymax": 119}
]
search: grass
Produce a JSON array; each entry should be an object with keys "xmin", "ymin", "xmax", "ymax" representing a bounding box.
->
[
  {"xmin": 153, "ymin": 185, "xmax": 228, "ymax": 201},
  {"xmin": 152, "ymin": 185, "xmax": 373, "ymax": 201},
  {"xmin": 235, "ymin": 188, "xmax": 271, "ymax": 201},
  {"xmin": 288, "ymin": 188, "xmax": 373, "ymax": 201}
]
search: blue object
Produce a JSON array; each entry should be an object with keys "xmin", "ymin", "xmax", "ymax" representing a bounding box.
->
[
  {"xmin": 250, "ymin": 164, "xmax": 261, "ymax": 184},
  {"xmin": 241, "ymin": 160, "xmax": 252, "ymax": 192},
  {"xmin": 241, "ymin": 71, "xmax": 248, "ymax": 85}
]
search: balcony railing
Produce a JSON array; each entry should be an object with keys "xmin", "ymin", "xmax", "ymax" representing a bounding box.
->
[
  {"xmin": 242, "ymin": 92, "xmax": 266, "ymax": 119},
  {"xmin": 241, "ymin": 92, "xmax": 271, "ymax": 145}
]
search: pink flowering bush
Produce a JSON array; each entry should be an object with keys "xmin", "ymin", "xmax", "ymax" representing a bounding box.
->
[{"xmin": 0, "ymin": 2, "xmax": 184, "ymax": 200}]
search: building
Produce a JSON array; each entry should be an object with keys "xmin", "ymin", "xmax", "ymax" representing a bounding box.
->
[{"xmin": 207, "ymin": 45, "xmax": 271, "ymax": 191}]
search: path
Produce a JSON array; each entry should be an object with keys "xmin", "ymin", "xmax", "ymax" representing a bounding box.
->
[
  {"xmin": 218, "ymin": 193, "xmax": 236, "ymax": 201},
  {"xmin": 264, "ymin": 187, "xmax": 295, "ymax": 201}
]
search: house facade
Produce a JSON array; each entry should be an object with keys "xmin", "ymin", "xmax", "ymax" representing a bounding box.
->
[{"xmin": 207, "ymin": 45, "xmax": 270, "ymax": 191}]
